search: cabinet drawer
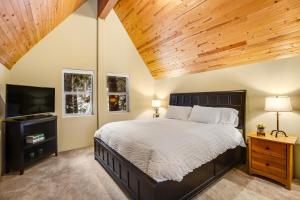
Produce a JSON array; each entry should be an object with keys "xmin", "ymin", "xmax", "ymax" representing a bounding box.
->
[
  {"xmin": 251, "ymin": 138, "xmax": 286, "ymax": 159},
  {"xmin": 251, "ymin": 152, "xmax": 286, "ymax": 179}
]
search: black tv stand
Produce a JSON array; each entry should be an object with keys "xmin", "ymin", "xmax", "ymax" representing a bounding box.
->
[
  {"xmin": 10, "ymin": 114, "xmax": 54, "ymax": 121},
  {"xmin": 4, "ymin": 115, "xmax": 57, "ymax": 175}
]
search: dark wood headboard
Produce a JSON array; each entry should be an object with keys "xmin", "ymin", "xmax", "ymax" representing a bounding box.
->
[{"xmin": 169, "ymin": 90, "xmax": 246, "ymax": 139}]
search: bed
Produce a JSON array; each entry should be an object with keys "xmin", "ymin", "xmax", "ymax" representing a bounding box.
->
[{"xmin": 94, "ymin": 90, "xmax": 246, "ymax": 200}]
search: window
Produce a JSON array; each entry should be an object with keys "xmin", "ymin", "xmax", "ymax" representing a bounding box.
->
[
  {"xmin": 63, "ymin": 69, "xmax": 93, "ymax": 116},
  {"xmin": 107, "ymin": 73, "xmax": 129, "ymax": 112}
]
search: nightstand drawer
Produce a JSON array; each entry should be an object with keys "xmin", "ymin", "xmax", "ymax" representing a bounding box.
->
[
  {"xmin": 251, "ymin": 138, "xmax": 286, "ymax": 159},
  {"xmin": 251, "ymin": 152, "xmax": 286, "ymax": 179}
]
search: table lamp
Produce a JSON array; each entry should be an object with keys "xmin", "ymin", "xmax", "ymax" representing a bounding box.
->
[
  {"xmin": 152, "ymin": 100, "xmax": 161, "ymax": 118},
  {"xmin": 265, "ymin": 96, "xmax": 292, "ymax": 137}
]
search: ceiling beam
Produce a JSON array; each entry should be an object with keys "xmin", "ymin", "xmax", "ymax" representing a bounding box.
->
[{"xmin": 98, "ymin": 0, "xmax": 118, "ymax": 19}]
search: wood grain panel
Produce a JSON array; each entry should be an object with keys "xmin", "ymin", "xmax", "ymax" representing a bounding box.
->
[
  {"xmin": 98, "ymin": 0, "xmax": 119, "ymax": 19},
  {"xmin": 114, "ymin": 0, "xmax": 300, "ymax": 79},
  {"xmin": 251, "ymin": 152, "xmax": 287, "ymax": 179},
  {"xmin": 251, "ymin": 138, "xmax": 287, "ymax": 159},
  {"xmin": 0, "ymin": 0, "xmax": 86, "ymax": 69}
]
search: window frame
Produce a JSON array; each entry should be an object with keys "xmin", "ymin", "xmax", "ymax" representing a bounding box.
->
[
  {"xmin": 106, "ymin": 73, "xmax": 130, "ymax": 113},
  {"xmin": 62, "ymin": 69, "xmax": 94, "ymax": 117}
]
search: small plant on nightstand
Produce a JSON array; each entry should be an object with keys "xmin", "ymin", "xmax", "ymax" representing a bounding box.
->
[{"xmin": 256, "ymin": 123, "xmax": 266, "ymax": 136}]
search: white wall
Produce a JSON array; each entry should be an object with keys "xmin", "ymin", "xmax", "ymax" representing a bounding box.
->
[{"xmin": 97, "ymin": 11, "xmax": 154, "ymax": 126}]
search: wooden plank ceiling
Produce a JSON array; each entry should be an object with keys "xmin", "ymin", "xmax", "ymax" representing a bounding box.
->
[
  {"xmin": 0, "ymin": 0, "xmax": 86, "ymax": 69},
  {"xmin": 114, "ymin": 0, "xmax": 300, "ymax": 79}
]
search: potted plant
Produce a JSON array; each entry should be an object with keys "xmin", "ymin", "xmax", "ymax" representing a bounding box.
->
[{"xmin": 256, "ymin": 123, "xmax": 266, "ymax": 136}]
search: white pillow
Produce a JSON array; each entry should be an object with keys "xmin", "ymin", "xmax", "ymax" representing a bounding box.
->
[
  {"xmin": 219, "ymin": 107, "xmax": 239, "ymax": 127},
  {"xmin": 188, "ymin": 105, "xmax": 239, "ymax": 127},
  {"xmin": 165, "ymin": 106, "xmax": 192, "ymax": 120},
  {"xmin": 188, "ymin": 106, "xmax": 220, "ymax": 124}
]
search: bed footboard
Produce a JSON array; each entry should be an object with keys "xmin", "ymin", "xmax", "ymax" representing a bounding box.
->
[
  {"xmin": 94, "ymin": 138, "xmax": 157, "ymax": 200},
  {"xmin": 94, "ymin": 138, "xmax": 243, "ymax": 200}
]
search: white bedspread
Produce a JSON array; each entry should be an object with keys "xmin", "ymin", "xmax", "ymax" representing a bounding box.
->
[{"xmin": 94, "ymin": 119, "xmax": 245, "ymax": 182}]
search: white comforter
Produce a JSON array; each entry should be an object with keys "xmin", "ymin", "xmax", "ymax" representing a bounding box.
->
[{"xmin": 94, "ymin": 119, "xmax": 245, "ymax": 182}]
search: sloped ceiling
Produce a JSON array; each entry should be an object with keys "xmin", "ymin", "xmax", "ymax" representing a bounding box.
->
[
  {"xmin": 114, "ymin": 0, "xmax": 300, "ymax": 79},
  {"xmin": 0, "ymin": 0, "xmax": 86, "ymax": 69}
]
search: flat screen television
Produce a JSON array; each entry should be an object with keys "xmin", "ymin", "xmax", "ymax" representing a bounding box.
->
[{"xmin": 6, "ymin": 84, "xmax": 55, "ymax": 118}]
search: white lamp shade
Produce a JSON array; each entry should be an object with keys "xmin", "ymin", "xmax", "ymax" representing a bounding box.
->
[
  {"xmin": 152, "ymin": 100, "xmax": 161, "ymax": 108},
  {"xmin": 265, "ymin": 96, "xmax": 292, "ymax": 112}
]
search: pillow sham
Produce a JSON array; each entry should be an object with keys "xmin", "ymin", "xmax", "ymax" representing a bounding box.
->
[
  {"xmin": 188, "ymin": 105, "xmax": 239, "ymax": 127},
  {"xmin": 188, "ymin": 106, "xmax": 220, "ymax": 124},
  {"xmin": 219, "ymin": 107, "xmax": 239, "ymax": 127},
  {"xmin": 165, "ymin": 106, "xmax": 192, "ymax": 120}
]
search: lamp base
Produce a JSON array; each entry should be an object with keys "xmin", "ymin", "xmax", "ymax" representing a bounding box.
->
[
  {"xmin": 270, "ymin": 129, "xmax": 288, "ymax": 138},
  {"xmin": 153, "ymin": 107, "xmax": 159, "ymax": 118},
  {"xmin": 153, "ymin": 113, "xmax": 159, "ymax": 118}
]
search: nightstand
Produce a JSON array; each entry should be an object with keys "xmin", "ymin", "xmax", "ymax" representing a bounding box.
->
[{"xmin": 247, "ymin": 132, "xmax": 297, "ymax": 189}]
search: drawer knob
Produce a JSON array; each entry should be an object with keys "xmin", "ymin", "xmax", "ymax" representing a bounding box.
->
[
  {"xmin": 265, "ymin": 163, "xmax": 270, "ymax": 166},
  {"xmin": 265, "ymin": 146, "xmax": 270, "ymax": 150}
]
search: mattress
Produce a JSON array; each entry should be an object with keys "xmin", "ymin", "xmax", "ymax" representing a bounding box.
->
[{"xmin": 94, "ymin": 119, "xmax": 245, "ymax": 182}]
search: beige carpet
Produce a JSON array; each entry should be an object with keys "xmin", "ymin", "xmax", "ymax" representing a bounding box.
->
[{"xmin": 0, "ymin": 147, "xmax": 299, "ymax": 200}]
